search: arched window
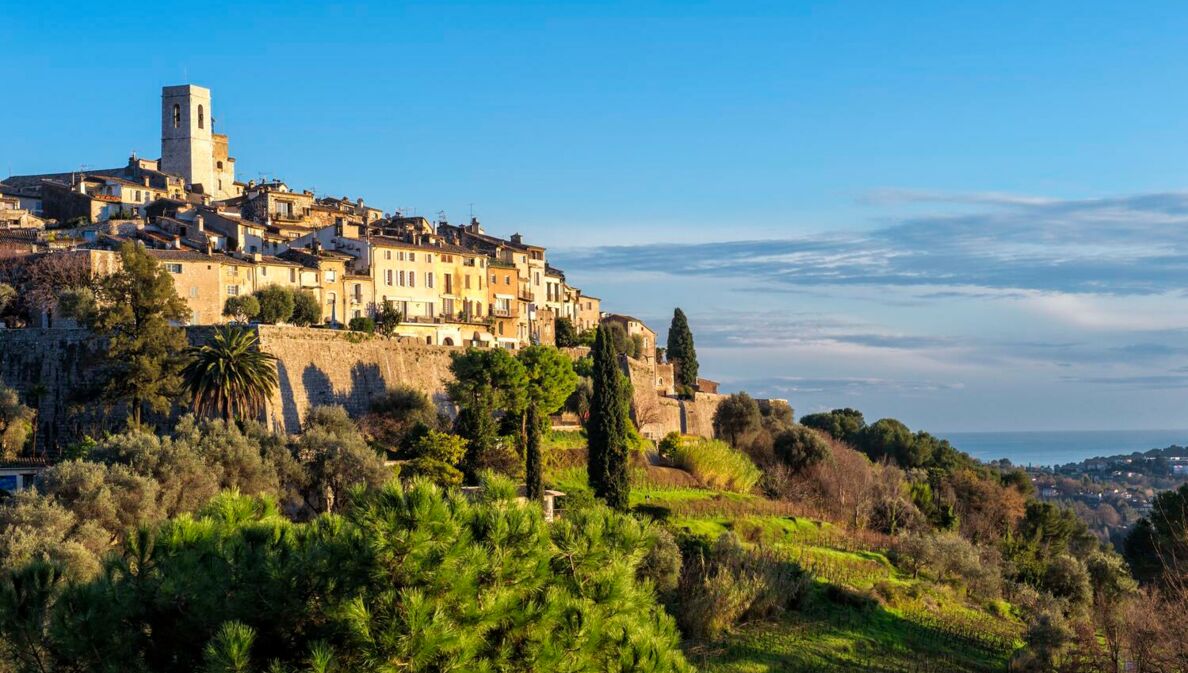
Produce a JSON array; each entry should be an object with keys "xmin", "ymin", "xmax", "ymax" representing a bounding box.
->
[
  {"xmin": 172, "ymin": 104, "xmax": 181, "ymax": 128},
  {"xmin": 197, "ymin": 105, "xmax": 204, "ymax": 129},
  {"xmin": 216, "ymin": 161, "xmax": 223, "ymax": 169}
]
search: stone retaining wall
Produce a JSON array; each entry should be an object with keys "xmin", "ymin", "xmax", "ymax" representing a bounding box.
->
[{"xmin": 0, "ymin": 325, "xmax": 726, "ymax": 452}]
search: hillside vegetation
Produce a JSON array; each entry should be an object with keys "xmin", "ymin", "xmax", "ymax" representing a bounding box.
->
[{"xmin": 545, "ymin": 431, "xmax": 1023, "ymax": 673}]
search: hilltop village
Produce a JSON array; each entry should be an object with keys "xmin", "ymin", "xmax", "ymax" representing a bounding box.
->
[
  {"xmin": 0, "ymin": 84, "xmax": 727, "ymax": 449},
  {"xmin": 0, "ymin": 84, "xmax": 618, "ymax": 352}
]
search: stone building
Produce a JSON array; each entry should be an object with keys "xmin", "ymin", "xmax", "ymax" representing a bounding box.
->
[
  {"xmin": 602, "ymin": 313, "xmax": 658, "ymax": 379},
  {"xmin": 576, "ymin": 294, "xmax": 601, "ymax": 332},
  {"xmin": 161, "ymin": 84, "xmax": 237, "ymax": 200}
]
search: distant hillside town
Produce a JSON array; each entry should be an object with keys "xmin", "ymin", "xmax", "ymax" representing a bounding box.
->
[{"xmin": 0, "ymin": 84, "xmax": 624, "ymax": 354}]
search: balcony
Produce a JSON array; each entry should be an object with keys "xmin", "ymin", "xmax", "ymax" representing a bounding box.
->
[{"xmin": 492, "ymin": 308, "xmax": 518, "ymax": 318}]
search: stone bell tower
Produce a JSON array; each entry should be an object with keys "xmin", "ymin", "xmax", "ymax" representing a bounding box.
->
[{"xmin": 160, "ymin": 84, "xmax": 215, "ymax": 196}]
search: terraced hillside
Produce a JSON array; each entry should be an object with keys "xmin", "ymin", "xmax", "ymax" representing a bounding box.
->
[{"xmin": 545, "ymin": 434, "xmax": 1024, "ymax": 673}]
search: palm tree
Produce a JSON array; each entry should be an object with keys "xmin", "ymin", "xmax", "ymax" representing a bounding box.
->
[{"xmin": 182, "ymin": 326, "xmax": 278, "ymax": 422}]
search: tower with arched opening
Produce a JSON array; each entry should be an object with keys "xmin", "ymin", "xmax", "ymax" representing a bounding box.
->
[{"xmin": 161, "ymin": 84, "xmax": 216, "ymax": 198}]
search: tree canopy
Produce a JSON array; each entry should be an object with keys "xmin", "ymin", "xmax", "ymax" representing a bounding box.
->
[{"xmin": 89, "ymin": 242, "xmax": 191, "ymax": 426}]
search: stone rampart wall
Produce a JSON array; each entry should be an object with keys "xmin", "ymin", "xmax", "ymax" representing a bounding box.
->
[{"xmin": 0, "ymin": 326, "xmax": 725, "ymax": 452}]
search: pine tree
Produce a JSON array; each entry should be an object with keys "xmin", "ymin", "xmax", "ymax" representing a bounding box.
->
[
  {"xmin": 90, "ymin": 242, "xmax": 191, "ymax": 427},
  {"xmin": 517, "ymin": 346, "xmax": 578, "ymax": 500},
  {"xmin": 667, "ymin": 308, "xmax": 699, "ymax": 391},
  {"xmin": 587, "ymin": 325, "xmax": 629, "ymax": 510}
]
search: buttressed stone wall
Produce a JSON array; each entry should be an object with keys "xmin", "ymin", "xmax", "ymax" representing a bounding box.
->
[
  {"xmin": 623, "ymin": 355, "xmax": 725, "ymax": 440},
  {"xmin": 0, "ymin": 325, "xmax": 724, "ymax": 453},
  {"xmin": 255, "ymin": 326, "xmax": 460, "ymax": 433}
]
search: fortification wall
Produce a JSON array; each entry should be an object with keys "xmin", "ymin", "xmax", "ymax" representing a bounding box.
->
[
  {"xmin": 0, "ymin": 329, "xmax": 101, "ymax": 451},
  {"xmin": 255, "ymin": 326, "xmax": 459, "ymax": 433},
  {"xmin": 0, "ymin": 326, "xmax": 722, "ymax": 452},
  {"xmin": 623, "ymin": 354, "xmax": 724, "ymax": 440}
]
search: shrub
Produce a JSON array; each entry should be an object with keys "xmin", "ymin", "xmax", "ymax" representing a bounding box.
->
[
  {"xmin": 290, "ymin": 290, "xmax": 321, "ymax": 326},
  {"xmin": 666, "ymin": 437, "xmax": 761, "ymax": 493},
  {"xmin": 361, "ymin": 386, "xmax": 446, "ymax": 453},
  {"xmin": 222, "ymin": 295, "xmax": 260, "ymax": 323},
  {"xmin": 347, "ymin": 316, "xmax": 375, "ymax": 333},
  {"xmin": 675, "ymin": 533, "xmax": 808, "ymax": 640},
  {"xmin": 638, "ymin": 526, "xmax": 682, "ymax": 594},
  {"xmin": 399, "ymin": 456, "xmax": 463, "ymax": 486},
  {"xmin": 823, "ymin": 583, "xmax": 877, "ymax": 610},
  {"xmin": 374, "ymin": 298, "xmax": 401, "ymax": 336},
  {"xmin": 253, "ymin": 285, "xmax": 295, "ymax": 324},
  {"xmin": 407, "ymin": 428, "xmax": 468, "ymax": 464},
  {"xmin": 773, "ymin": 425, "xmax": 831, "ymax": 473}
]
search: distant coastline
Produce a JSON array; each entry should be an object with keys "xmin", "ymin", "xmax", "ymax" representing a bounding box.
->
[{"xmin": 939, "ymin": 429, "xmax": 1188, "ymax": 467}]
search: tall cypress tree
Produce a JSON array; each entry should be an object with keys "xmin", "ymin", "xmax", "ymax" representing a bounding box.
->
[
  {"xmin": 524, "ymin": 404, "xmax": 542, "ymax": 499},
  {"xmin": 667, "ymin": 308, "xmax": 699, "ymax": 390},
  {"xmin": 587, "ymin": 325, "xmax": 629, "ymax": 510}
]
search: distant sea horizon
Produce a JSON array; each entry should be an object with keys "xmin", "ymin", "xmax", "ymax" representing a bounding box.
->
[{"xmin": 937, "ymin": 429, "xmax": 1188, "ymax": 468}]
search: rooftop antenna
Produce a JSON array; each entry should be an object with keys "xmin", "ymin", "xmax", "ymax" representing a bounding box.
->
[{"xmin": 468, "ymin": 202, "xmax": 475, "ymax": 219}]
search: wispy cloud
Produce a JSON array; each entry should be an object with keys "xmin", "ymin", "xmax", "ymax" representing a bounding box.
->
[{"xmin": 557, "ymin": 190, "xmax": 1188, "ymax": 295}]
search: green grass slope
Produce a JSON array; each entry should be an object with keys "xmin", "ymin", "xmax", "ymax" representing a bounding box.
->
[{"xmin": 546, "ymin": 450, "xmax": 1023, "ymax": 673}]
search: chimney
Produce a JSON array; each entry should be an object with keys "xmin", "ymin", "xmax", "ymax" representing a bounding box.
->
[
  {"xmin": 173, "ymin": 235, "xmax": 182, "ymax": 249},
  {"xmin": 510, "ymin": 233, "xmax": 523, "ymax": 245},
  {"xmin": 356, "ymin": 197, "xmax": 363, "ymax": 207},
  {"xmin": 195, "ymin": 214, "xmax": 205, "ymax": 231},
  {"xmin": 143, "ymin": 177, "xmax": 151, "ymax": 187}
]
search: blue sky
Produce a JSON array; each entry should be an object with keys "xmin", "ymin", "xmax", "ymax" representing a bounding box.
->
[{"xmin": 7, "ymin": 1, "xmax": 1188, "ymax": 431}]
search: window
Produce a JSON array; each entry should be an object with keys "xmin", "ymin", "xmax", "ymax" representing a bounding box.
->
[
  {"xmin": 490, "ymin": 273, "xmax": 496, "ymax": 283},
  {"xmin": 325, "ymin": 270, "xmax": 337, "ymax": 282},
  {"xmin": 135, "ymin": 190, "xmax": 141, "ymax": 202},
  {"xmin": 426, "ymin": 272, "xmax": 434, "ymax": 288},
  {"xmin": 399, "ymin": 270, "xmax": 405, "ymax": 286},
  {"xmin": 260, "ymin": 266, "xmax": 267, "ymax": 276},
  {"xmin": 505, "ymin": 276, "xmax": 511, "ymax": 285},
  {"xmin": 190, "ymin": 287, "xmax": 198, "ymax": 298},
  {"xmin": 384, "ymin": 250, "xmax": 391, "ymax": 260},
  {"xmin": 385, "ymin": 269, "xmax": 393, "ymax": 286},
  {"xmin": 165, "ymin": 263, "xmax": 182, "ymax": 274},
  {"xmin": 172, "ymin": 104, "xmax": 180, "ymax": 128},
  {"xmin": 465, "ymin": 275, "xmax": 471, "ymax": 290},
  {"xmin": 197, "ymin": 105, "xmax": 204, "ymax": 129},
  {"xmin": 409, "ymin": 252, "xmax": 415, "ymax": 261},
  {"xmin": 227, "ymin": 285, "xmax": 240, "ymax": 296},
  {"xmin": 398, "ymin": 251, "xmax": 405, "ymax": 262},
  {"xmin": 443, "ymin": 298, "xmax": 454, "ymax": 316},
  {"xmin": 409, "ymin": 272, "xmax": 415, "ymax": 288},
  {"xmin": 354, "ymin": 283, "xmax": 362, "ymax": 301},
  {"xmin": 217, "ymin": 161, "xmax": 223, "ymax": 169},
  {"xmin": 289, "ymin": 268, "xmax": 296, "ymax": 283}
]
